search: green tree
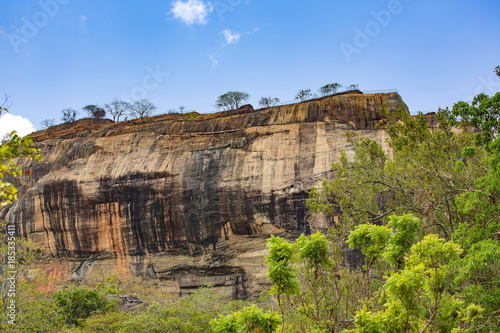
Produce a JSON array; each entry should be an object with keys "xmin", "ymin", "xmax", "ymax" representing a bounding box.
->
[
  {"xmin": 345, "ymin": 84, "xmax": 359, "ymax": 91},
  {"xmin": 0, "ymin": 104, "xmax": 43, "ymax": 329},
  {"xmin": 83, "ymin": 104, "xmax": 106, "ymax": 119},
  {"xmin": 265, "ymin": 232, "xmax": 368, "ymax": 332},
  {"xmin": 307, "ymin": 92, "xmax": 500, "ymax": 331},
  {"xmin": 259, "ymin": 96, "xmax": 280, "ymax": 108},
  {"xmin": 495, "ymin": 65, "xmax": 500, "ymax": 78},
  {"xmin": 450, "ymin": 92, "xmax": 500, "ymax": 145},
  {"xmin": 215, "ymin": 91, "xmax": 250, "ymax": 111},
  {"xmin": 319, "ymin": 83, "xmax": 342, "ymax": 96},
  {"xmin": 295, "ymin": 89, "xmax": 312, "ymax": 102},
  {"xmin": 347, "ymin": 234, "xmax": 482, "ymax": 333},
  {"xmin": 52, "ymin": 286, "xmax": 119, "ymax": 327},
  {"xmin": 211, "ymin": 304, "xmax": 281, "ymax": 333}
]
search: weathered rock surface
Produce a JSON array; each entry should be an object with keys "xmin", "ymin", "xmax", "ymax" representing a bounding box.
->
[{"xmin": 3, "ymin": 91, "xmax": 406, "ymax": 297}]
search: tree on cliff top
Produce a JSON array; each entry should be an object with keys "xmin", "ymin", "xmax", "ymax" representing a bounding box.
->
[
  {"xmin": 83, "ymin": 104, "xmax": 106, "ymax": 119},
  {"xmin": 345, "ymin": 84, "xmax": 359, "ymax": 91},
  {"xmin": 61, "ymin": 107, "xmax": 78, "ymax": 123},
  {"xmin": 319, "ymin": 83, "xmax": 342, "ymax": 96},
  {"xmin": 104, "ymin": 99, "xmax": 131, "ymax": 122},
  {"xmin": 294, "ymin": 89, "xmax": 312, "ymax": 102},
  {"xmin": 215, "ymin": 91, "xmax": 250, "ymax": 111},
  {"xmin": 130, "ymin": 98, "xmax": 157, "ymax": 118},
  {"xmin": 259, "ymin": 96, "xmax": 280, "ymax": 108}
]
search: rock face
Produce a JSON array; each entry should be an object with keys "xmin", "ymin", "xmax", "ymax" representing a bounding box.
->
[{"xmin": 3, "ymin": 91, "xmax": 406, "ymax": 297}]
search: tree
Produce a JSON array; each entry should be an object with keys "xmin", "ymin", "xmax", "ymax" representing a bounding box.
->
[
  {"xmin": 319, "ymin": 83, "xmax": 342, "ymax": 96},
  {"xmin": 450, "ymin": 92, "xmax": 500, "ymax": 145},
  {"xmin": 104, "ymin": 99, "xmax": 131, "ymax": 122},
  {"xmin": 52, "ymin": 286, "xmax": 119, "ymax": 327},
  {"xmin": 294, "ymin": 89, "xmax": 312, "ymax": 102},
  {"xmin": 348, "ymin": 232, "xmax": 483, "ymax": 333},
  {"xmin": 345, "ymin": 84, "xmax": 359, "ymax": 91},
  {"xmin": 40, "ymin": 119, "xmax": 56, "ymax": 129},
  {"xmin": 179, "ymin": 106, "xmax": 185, "ymax": 113},
  {"xmin": 495, "ymin": 65, "xmax": 500, "ymax": 78},
  {"xmin": 130, "ymin": 98, "xmax": 157, "ymax": 118},
  {"xmin": 61, "ymin": 108, "xmax": 78, "ymax": 123},
  {"xmin": 215, "ymin": 91, "xmax": 250, "ymax": 111},
  {"xmin": 306, "ymin": 92, "xmax": 500, "ymax": 331},
  {"xmin": 83, "ymin": 105, "xmax": 106, "ymax": 119},
  {"xmin": 0, "ymin": 104, "xmax": 43, "ymax": 329},
  {"xmin": 211, "ymin": 304, "xmax": 281, "ymax": 333},
  {"xmin": 265, "ymin": 232, "xmax": 368, "ymax": 332},
  {"xmin": 259, "ymin": 97, "xmax": 280, "ymax": 108}
]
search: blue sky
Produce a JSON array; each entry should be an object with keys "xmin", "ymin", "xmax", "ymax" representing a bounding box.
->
[{"xmin": 1, "ymin": 0, "xmax": 499, "ymax": 136}]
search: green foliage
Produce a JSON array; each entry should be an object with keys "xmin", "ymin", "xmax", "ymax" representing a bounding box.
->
[
  {"xmin": 61, "ymin": 311, "xmax": 131, "ymax": 332},
  {"xmin": 347, "ymin": 214, "xmax": 421, "ymax": 270},
  {"xmin": 215, "ymin": 91, "xmax": 250, "ymax": 111},
  {"xmin": 348, "ymin": 235, "xmax": 482, "ymax": 333},
  {"xmin": 52, "ymin": 286, "xmax": 119, "ymax": 327},
  {"xmin": 83, "ymin": 104, "xmax": 106, "ymax": 119},
  {"xmin": 0, "ymin": 131, "xmax": 42, "ymax": 206},
  {"xmin": 265, "ymin": 232, "xmax": 369, "ymax": 332},
  {"xmin": 184, "ymin": 111, "xmax": 201, "ymax": 120},
  {"xmin": 211, "ymin": 304, "xmax": 281, "ymax": 333},
  {"xmin": 258, "ymin": 96, "xmax": 280, "ymax": 108},
  {"xmin": 347, "ymin": 224, "xmax": 391, "ymax": 268},
  {"xmin": 319, "ymin": 83, "xmax": 342, "ymax": 96},
  {"xmin": 451, "ymin": 92, "xmax": 500, "ymax": 146},
  {"xmin": 115, "ymin": 289, "xmax": 248, "ymax": 333},
  {"xmin": 307, "ymin": 92, "xmax": 500, "ymax": 331},
  {"xmin": 265, "ymin": 235, "xmax": 300, "ymax": 297},
  {"xmin": 295, "ymin": 89, "xmax": 313, "ymax": 102},
  {"xmin": 384, "ymin": 214, "xmax": 421, "ymax": 269}
]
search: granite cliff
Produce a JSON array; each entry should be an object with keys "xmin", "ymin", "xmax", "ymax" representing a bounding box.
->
[{"xmin": 3, "ymin": 91, "xmax": 407, "ymax": 298}]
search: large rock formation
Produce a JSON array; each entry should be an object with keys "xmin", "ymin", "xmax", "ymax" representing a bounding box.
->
[{"xmin": 3, "ymin": 91, "xmax": 406, "ymax": 298}]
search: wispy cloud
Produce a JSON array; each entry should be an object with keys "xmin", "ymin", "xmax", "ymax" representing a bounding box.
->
[
  {"xmin": 80, "ymin": 15, "xmax": 86, "ymax": 23},
  {"xmin": 222, "ymin": 29, "xmax": 241, "ymax": 45},
  {"xmin": 171, "ymin": 0, "xmax": 213, "ymax": 25},
  {"xmin": 207, "ymin": 53, "xmax": 218, "ymax": 68}
]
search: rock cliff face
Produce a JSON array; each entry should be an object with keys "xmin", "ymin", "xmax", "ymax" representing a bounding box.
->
[{"xmin": 3, "ymin": 91, "xmax": 406, "ymax": 297}]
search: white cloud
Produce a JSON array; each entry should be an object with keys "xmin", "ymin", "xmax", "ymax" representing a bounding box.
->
[
  {"xmin": 171, "ymin": 0, "xmax": 213, "ymax": 25},
  {"xmin": 80, "ymin": 15, "xmax": 86, "ymax": 22},
  {"xmin": 0, "ymin": 113, "xmax": 36, "ymax": 139},
  {"xmin": 222, "ymin": 29, "xmax": 241, "ymax": 45},
  {"xmin": 207, "ymin": 53, "xmax": 218, "ymax": 68}
]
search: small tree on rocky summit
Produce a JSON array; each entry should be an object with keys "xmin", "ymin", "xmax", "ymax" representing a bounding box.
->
[
  {"xmin": 61, "ymin": 108, "xmax": 78, "ymax": 123},
  {"xmin": 294, "ymin": 89, "xmax": 312, "ymax": 102},
  {"xmin": 258, "ymin": 96, "xmax": 280, "ymax": 108},
  {"xmin": 345, "ymin": 84, "xmax": 359, "ymax": 91},
  {"xmin": 215, "ymin": 91, "xmax": 250, "ymax": 111},
  {"xmin": 83, "ymin": 105, "xmax": 106, "ymax": 119},
  {"xmin": 40, "ymin": 119, "xmax": 56, "ymax": 129},
  {"xmin": 319, "ymin": 83, "xmax": 342, "ymax": 96},
  {"xmin": 130, "ymin": 98, "xmax": 157, "ymax": 119},
  {"xmin": 104, "ymin": 99, "xmax": 131, "ymax": 122}
]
